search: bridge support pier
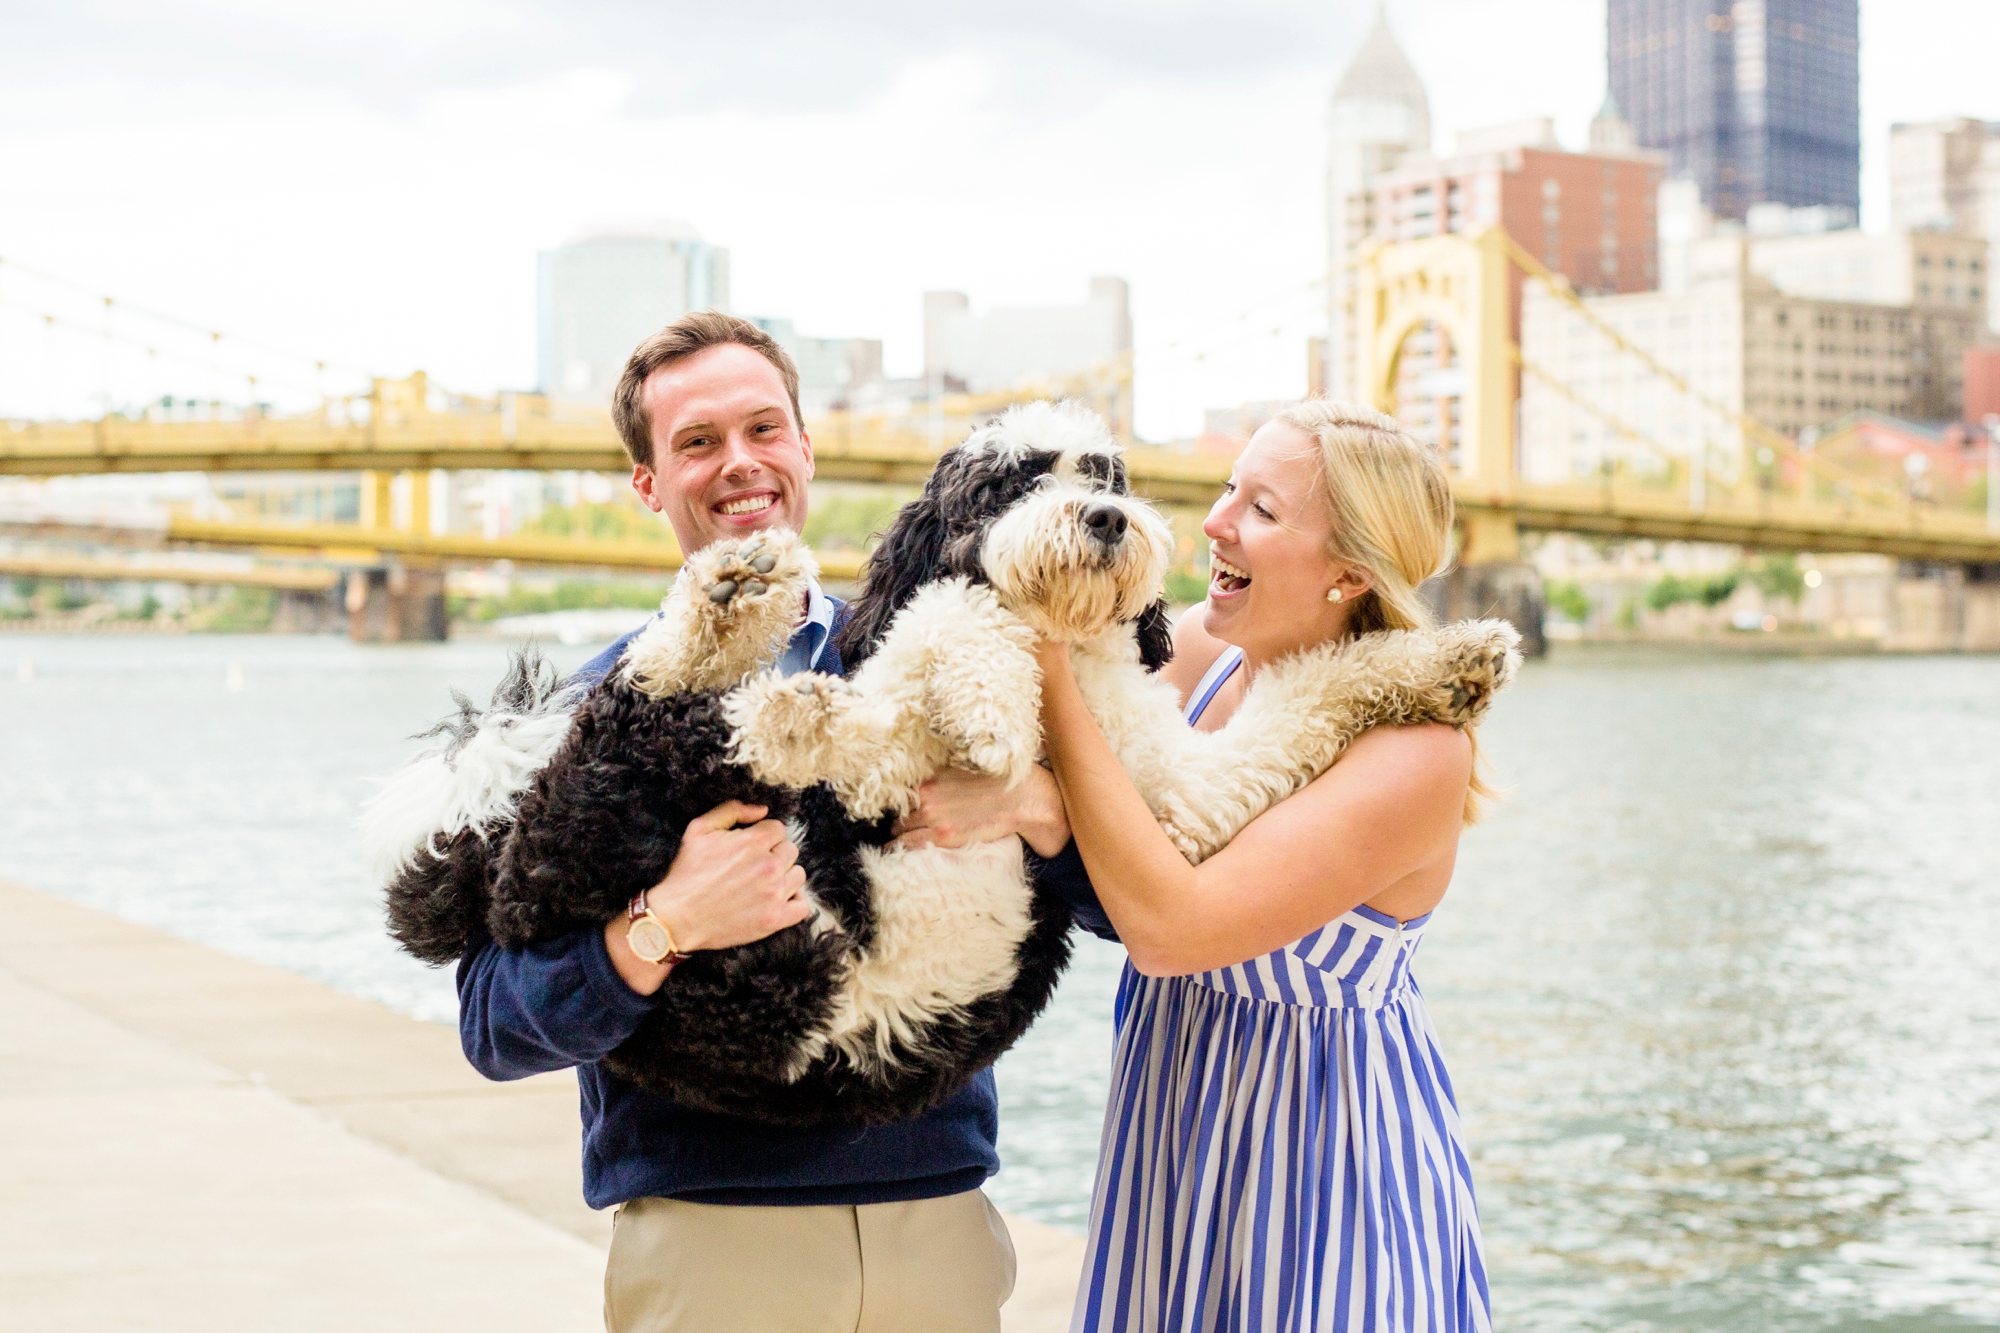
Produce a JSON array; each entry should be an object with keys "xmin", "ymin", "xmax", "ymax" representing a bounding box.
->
[
  {"xmin": 1438, "ymin": 513, "xmax": 1545, "ymax": 657},
  {"xmin": 1886, "ymin": 561, "xmax": 2000, "ymax": 652},
  {"xmin": 345, "ymin": 566, "xmax": 448, "ymax": 643},
  {"xmin": 272, "ymin": 588, "xmax": 346, "ymax": 634}
]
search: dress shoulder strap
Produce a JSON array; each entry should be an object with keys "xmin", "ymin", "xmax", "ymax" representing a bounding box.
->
[{"xmin": 1183, "ymin": 645, "xmax": 1245, "ymax": 724}]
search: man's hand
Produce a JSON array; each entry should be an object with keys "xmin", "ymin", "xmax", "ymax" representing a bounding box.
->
[
  {"xmin": 889, "ymin": 765, "xmax": 1071, "ymax": 859},
  {"xmin": 603, "ymin": 800, "xmax": 813, "ymax": 996}
]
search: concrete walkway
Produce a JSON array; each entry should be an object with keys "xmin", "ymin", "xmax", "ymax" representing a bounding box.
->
[{"xmin": 0, "ymin": 878, "xmax": 1084, "ymax": 1332}]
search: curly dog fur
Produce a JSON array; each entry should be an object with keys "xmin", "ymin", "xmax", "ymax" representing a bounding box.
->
[{"xmin": 371, "ymin": 399, "xmax": 1521, "ymax": 1127}]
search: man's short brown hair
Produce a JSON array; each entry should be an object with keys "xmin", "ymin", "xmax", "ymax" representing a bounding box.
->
[{"xmin": 611, "ymin": 311, "xmax": 804, "ymax": 468}]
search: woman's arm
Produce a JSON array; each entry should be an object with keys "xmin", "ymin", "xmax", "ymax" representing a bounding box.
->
[
  {"xmin": 889, "ymin": 604, "xmax": 1225, "ymax": 858},
  {"xmin": 1037, "ymin": 639, "xmax": 1471, "ymax": 976}
]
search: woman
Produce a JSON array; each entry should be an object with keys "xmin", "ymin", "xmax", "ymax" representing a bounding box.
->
[{"xmin": 1040, "ymin": 400, "xmax": 1493, "ymax": 1332}]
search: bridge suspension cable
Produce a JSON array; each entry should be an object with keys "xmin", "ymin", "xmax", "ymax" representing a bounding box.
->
[
  {"xmin": 0, "ymin": 254, "xmax": 373, "ymax": 384},
  {"xmin": 1498, "ymin": 234, "xmax": 1908, "ymax": 509},
  {"xmin": 0, "ymin": 294, "xmax": 340, "ymax": 402}
]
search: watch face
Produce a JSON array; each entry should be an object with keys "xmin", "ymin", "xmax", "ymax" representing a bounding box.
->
[{"xmin": 628, "ymin": 916, "xmax": 673, "ymax": 963}]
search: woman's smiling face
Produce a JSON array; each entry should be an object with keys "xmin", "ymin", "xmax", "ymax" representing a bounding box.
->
[{"xmin": 1201, "ymin": 420, "xmax": 1369, "ymax": 662}]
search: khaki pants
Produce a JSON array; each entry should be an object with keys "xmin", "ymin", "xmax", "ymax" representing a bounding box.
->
[{"xmin": 604, "ymin": 1189, "xmax": 1016, "ymax": 1333}]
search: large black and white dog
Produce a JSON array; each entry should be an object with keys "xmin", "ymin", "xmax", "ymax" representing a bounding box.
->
[
  {"xmin": 368, "ymin": 401, "xmax": 1520, "ymax": 1128},
  {"xmin": 370, "ymin": 402, "xmax": 1173, "ymax": 1126}
]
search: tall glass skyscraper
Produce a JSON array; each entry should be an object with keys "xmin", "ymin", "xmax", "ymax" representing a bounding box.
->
[{"xmin": 1607, "ymin": 0, "xmax": 1858, "ymax": 221}]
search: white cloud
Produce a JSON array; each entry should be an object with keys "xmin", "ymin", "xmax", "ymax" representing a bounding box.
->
[{"xmin": 0, "ymin": 1, "xmax": 1993, "ymax": 438}]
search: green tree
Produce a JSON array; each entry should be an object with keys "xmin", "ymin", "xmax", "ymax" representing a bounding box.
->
[
  {"xmin": 804, "ymin": 490, "xmax": 917, "ymax": 553},
  {"xmin": 190, "ymin": 587, "xmax": 276, "ymax": 632},
  {"xmin": 1544, "ymin": 579, "xmax": 1591, "ymax": 624},
  {"xmin": 1645, "ymin": 574, "xmax": 1693, "ymax": 611},
  {"xmin": 1697, "ymin": 572, "xmax": 1741, "ymax": 607},
  {"xmin": 1744, "ymin": 553, "xmax": 1804, "ymax": 603},
  {"xmin": 1646, "ymin": 571, "xmax": 1739, "ymax": 611},
  {"xmin": 1163, "ymin": 565, "xmax": 1211, "ymax": 605}
]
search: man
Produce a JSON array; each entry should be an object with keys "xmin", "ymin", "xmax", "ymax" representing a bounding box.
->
[{"xmin": 457, "ymin": 311, "xmax": 1098, "ymax": 1333}]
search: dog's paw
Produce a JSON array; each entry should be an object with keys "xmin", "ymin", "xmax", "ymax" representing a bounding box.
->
[
  {"xmin": 956, "ymin": 729, "xmax": 1038, "ymax": 786},
  {"xmin": 767, "ymin": 672, "xmax": 860, "ymax": 731},
  {"xmin": 724, "ymin": 671, "xmax": 860, "ymax": 786},
  {"xmin": 682, "ymin": 530, "xmax": 813, "ymax": 618}
]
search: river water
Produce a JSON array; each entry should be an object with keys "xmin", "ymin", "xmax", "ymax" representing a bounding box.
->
[{"xmin": 2, "ymin": 630, "xmax": 1996, "ymax": 1331}]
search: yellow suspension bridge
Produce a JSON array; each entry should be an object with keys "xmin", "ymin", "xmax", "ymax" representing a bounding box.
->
[{"xmin": 5, "ymin": 232, "xmax": 1997, "ymax": 640}]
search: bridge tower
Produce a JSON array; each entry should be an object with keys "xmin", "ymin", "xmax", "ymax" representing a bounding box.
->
[
  {"xmin": 345, "ymin": 374, "xmax": 449, "ymax": 642},
  {"xmin": 1354, "ymin": 228, "xmax": 1545, "ymax": 653}
]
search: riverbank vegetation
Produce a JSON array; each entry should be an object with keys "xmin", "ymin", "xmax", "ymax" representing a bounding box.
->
[
  {"xmin": 448, "ymin": 579, "xmax": 671, "ymax": 624},
  {"xmin": 1644, "ymin": 554, "xmax": 1804, "ymax": 613},
  {"xmin": 1552, "ymin": 548, "xmax": 1824, "ymax": 632},
  {"xmin": 2, "ymin": 579, "xmax": 279, "ymax": 631}
]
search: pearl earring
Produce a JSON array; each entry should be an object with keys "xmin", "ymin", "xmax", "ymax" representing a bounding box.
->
[{"xmin": 1326, "ymin": 588, "xmax": 1343, "ymax": 603}]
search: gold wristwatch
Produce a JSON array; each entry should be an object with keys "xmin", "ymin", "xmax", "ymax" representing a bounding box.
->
[{"xmin": 626, "ymin": 890, "xmax": 694, "ymax": 967}]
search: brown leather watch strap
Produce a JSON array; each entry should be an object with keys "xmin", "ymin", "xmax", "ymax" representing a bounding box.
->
[{"xmin": 626, "ymin": 890, "xmax": 694, "ymax": 966}]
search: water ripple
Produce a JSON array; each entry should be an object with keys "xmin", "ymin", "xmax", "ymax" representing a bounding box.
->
[{"xmin": 3, "ymin": 636, "xmax": 1996, "ymax": 1329}]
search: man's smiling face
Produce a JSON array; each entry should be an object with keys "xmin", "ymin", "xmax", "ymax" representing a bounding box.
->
[{"xmin": 630, "ymin": 342, "xmax": 814, "ymax": 553}]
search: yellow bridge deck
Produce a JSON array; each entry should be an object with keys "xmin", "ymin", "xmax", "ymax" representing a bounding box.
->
[{"xmin": 6, "ymin": 415, "xmax": 1997, "ymax": 565}]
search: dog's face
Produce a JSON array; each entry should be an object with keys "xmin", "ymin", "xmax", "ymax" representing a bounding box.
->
[
  {"xmin": 931, "ymin": 402, "xmax": 1171, "ymax": 642},
  {"xmin": 838, "ymin": 400, "xmax": 1177, "ymax": 670}
]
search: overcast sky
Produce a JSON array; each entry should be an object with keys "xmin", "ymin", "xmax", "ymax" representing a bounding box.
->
[{"xmin": 2, "ymin": 0, "xmax": 1995, "ymax": 438}]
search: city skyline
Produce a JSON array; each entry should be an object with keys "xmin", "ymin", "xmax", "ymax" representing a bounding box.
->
[{"xmin": 1, "ymin": 0, "xmax": 1995, "ymax": 439}]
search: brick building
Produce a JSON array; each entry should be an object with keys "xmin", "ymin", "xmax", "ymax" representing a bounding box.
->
[
  {"xmin": 1368, "ymin": 119, "xmax": 1664, "ymax": 294},
  {"xmin": 1359, "ymin": 114, "xmax": 1663, "ymax": 463}
]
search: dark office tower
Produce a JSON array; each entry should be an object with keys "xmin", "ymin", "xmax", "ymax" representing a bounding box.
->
[{"xmin": 1607, "ymin": 0, "xmax": 1859, "ymax": 221}]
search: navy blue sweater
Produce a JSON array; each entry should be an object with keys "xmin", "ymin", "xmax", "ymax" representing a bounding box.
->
[{"xmin": 456, "ymin": 605, "xmax": 1112, "ymax": 1209}]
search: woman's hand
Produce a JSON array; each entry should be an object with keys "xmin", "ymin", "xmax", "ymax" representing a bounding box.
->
[{"xmin": 890, "ymin": 765, "xmax": 1071, "ymax": 859}]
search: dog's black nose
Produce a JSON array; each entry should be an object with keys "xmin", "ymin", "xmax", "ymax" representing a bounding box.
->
[{"xmin": 1082, "ymin": 500, "xmax": 1128, "ymax": 544}]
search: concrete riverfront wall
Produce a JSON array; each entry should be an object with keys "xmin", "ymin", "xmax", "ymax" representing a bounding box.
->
[
  {"xmin": 0, "ymin": 878, "xmax": 1083, "ymax": 1332},
  {"xmin": 1885, "ymin": 564, "xmax": 2000, "ymax": 652},
  {"xmin": 1534, "ymin": 544, "xmax": 2000, "ymax": 651}
]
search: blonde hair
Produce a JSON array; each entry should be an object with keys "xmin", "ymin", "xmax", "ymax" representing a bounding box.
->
[{"xmin": 1274, "ymin": 398, "xmax": 1498, "ymax": 823}]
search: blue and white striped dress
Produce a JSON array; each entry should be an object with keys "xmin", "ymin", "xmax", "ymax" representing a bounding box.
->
[{"xmin": 1071, "ymin": 646, "xmax": 1492, "ymax": 1333}]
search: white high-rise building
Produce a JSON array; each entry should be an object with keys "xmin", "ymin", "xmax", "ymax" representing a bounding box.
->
[
  {"xmin": 1889, "ymin": 118, "xmax": 1996, "ymax": 235},
  {"xmin": 537, "ymin": 224, "xmax": 731, "ymax": 405},
  {"xmin": 923, "ymin": 278, "xmax": 1133, "ymax": 435},
  {"xmin": 1888, "ymin": 118, "xmax": 2000, "ymax": 333},
  {"xmin": 750, "ymin": 318, "xmax": 884, "ymax": 417},
  {"xmin": 1324, "ymin": 10, "xmax": 1431, "ymax": 403}
]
